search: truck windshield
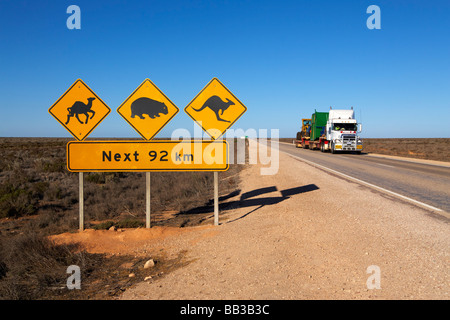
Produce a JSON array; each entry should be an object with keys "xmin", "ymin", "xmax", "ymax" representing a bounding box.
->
[{"xmin": 333, "ymin": 123, "xmax": 356, "ymax": 131}]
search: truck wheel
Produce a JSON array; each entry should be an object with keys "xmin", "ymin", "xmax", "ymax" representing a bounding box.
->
[{"xmin": 331, "ymin": 143, "xmax": 335, "ymax": 154}]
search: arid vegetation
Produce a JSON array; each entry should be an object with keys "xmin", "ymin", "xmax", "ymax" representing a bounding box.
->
[
  {"xmin": 361, "ymin": 138, "xmax": 450, "ymax": 162},
  {"xmin": 0, "ymin": 138, "xmax": 245, "ymax": 299}
]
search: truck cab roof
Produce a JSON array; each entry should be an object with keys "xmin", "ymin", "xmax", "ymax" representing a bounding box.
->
[{"xmin": 328, "ymin": 109, "xmax": 355, "ymax": 120}]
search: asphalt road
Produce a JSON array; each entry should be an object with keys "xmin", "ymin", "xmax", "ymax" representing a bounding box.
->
[{"xmin": 277, "ymin": 142, "xmax": 450, "ymax": 213}]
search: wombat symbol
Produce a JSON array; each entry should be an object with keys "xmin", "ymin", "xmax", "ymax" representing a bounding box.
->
[
  {"xmin": 66, "ymin": 97, "xmax": 96, "ymax": 125},
  {"xmin": 131, "ymin": 97, "xmax": 169, "ymax": 119},
  {"xmin": 192, "ymin": 95, "xmax": 235, "ymax": 123}
]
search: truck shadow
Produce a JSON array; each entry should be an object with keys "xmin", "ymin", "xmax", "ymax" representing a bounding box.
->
[{"xmin": 178, "ymin": 184, "xmax": 319, "ymax": 223}]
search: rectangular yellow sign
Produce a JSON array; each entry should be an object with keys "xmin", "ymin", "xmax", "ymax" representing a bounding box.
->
[{"xmin": 67, "ymin": 140, "xmax": 228, "ymax": 172}]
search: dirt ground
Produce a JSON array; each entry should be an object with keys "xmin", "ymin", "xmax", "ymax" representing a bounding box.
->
[{"xmin": 52, "ymin": 140, "xmax": 449, "ymax": 300}]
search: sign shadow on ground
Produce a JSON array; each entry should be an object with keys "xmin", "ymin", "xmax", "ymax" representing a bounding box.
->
[{"xmin": 178, "ymin": 184, "xmax": 319, "ymax": 223}]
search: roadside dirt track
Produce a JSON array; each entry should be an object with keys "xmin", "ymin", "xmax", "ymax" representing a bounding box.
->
[{"xmin": 120, "ymin": 140, "xmax": 448, "ymax": 300}]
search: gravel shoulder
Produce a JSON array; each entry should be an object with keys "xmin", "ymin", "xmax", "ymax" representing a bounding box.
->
[{"xmin": 120, "ymin": 140, "xmax": 449, "ymax": 300}]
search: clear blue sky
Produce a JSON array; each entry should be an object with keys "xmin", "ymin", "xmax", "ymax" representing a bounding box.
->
[{"xmin": 0, "ymin": 0, "xmax": 449, "ymax": 138}]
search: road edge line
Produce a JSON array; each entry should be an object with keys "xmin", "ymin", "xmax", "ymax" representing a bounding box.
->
[{"xmin": 281, "ymin": 150, "xmax": 445, "ymax": 214}]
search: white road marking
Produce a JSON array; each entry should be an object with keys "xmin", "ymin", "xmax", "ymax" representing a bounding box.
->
[
  {"xmin": 281, "ymin": 150, "xmax": 444, "ymax": 212},
  {"xmin": 376, "ymin": 163, "xmax": 395, "ymax": 168}
]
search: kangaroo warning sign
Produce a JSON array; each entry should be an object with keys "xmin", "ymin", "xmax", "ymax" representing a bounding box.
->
[
  {"xmin": 48, "ymin": 79, "xmax": 111, "ymax": 141},
  {"xmin": 67, "ymin": 140, "xmax": 228, "ymax": 172},
  {"xmin": 184, "ymin": 78, "xmax": 247, "ymax": 140},
  {"xmin": 117, "ymin": 79, "xmax": 179, "ymax": 140}
]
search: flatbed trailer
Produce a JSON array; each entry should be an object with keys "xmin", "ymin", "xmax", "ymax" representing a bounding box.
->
[{"xmin": 295, "ymin": 136, "xmax": 330, "ymax": 151}]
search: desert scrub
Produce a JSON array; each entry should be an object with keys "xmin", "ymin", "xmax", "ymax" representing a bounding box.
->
[
  {"xmin": 0, "ymin": 182, "xmax": 37, "ymax": 218},
  {"xmin": 92, "ymin": 218, "xmax": 144, "ymax": 230},
  {"xmin": 34, "ymin": 157, "xmax": 66, "ymax": 173},
  {"xmin": 0, "ymin": 232, "xmax": 101, "ymax": 300},
  {"xmin": 0, "ymin": 138, "xmax": 244, "ymax": 231},
  {"xmin": 85, "ymin": 172, "xmax": 125, "ymax": 184},
  {"xmin": 93, "ymin": 221, "xmax": 115, "ymax": 230}
]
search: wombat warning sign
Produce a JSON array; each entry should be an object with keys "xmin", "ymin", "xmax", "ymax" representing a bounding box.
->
[{"xmin": 117, "ymin": 79, "xmax": 179, "ymax": 140}]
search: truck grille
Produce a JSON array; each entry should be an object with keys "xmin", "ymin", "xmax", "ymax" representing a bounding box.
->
[{"xmin": 342, "ymin": 135, "xmax": 356, "ymax": 150}]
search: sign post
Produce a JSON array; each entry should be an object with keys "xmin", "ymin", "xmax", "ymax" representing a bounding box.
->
[
  {"xmin": 79, "ymin": 172, "xmax": 84, "ymax": 231},
  {"xmin": 49, "ymin": 79, "xmax": 111, "ymax": 231},
  {"xmin": 117, "ymin": 79, "xmax": 180, "ymax": 228},
  {"xmin": 214, "ymin": 172, "xmax": 219, "ymax": 226},
  {"xmin": 146, "ymin": 172, "xmax": 151, "ymax": 228},
  {"xmin": 185, "ymin": 78, "xmax": 247, "ymax": 225}
]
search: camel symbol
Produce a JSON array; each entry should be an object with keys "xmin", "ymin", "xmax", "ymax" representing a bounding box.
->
[
  {"xmin": 192, "ymin": 95, "xmax": 235, "ymax": 123},
  {"xmin": 65, "ymin": 97, "xmax": 96, "ymax": 124}
]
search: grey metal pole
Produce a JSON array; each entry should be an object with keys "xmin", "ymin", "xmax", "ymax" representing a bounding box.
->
[
  {"xmin": 146, "ymin": 172, "xmax": 151, "ymax": 228},
  {"xmin": 79, "ymin": 172, "xmax": 84, "ymax": 231},
  {"xmin": 214, "ymin": 171, "xmax": 219, "ymax": 226}
]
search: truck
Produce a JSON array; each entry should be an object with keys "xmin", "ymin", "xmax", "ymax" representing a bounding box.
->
[{"xmin": 295, "ymin": 107, "xmax": 363, "ymax": 154}]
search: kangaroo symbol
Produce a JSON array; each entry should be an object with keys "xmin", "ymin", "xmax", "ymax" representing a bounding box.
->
[
  {"xmin": 192, "ymin": 95, "xmax": 235, "ymax": 123},
  {"xmin": 65, "ymin": 97, "xmax": 96, "ymax": 124}
]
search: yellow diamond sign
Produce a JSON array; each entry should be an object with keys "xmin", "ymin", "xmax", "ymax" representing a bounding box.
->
[
  {"xmin": 48, "ymin": 79, "xmax": 111, "ymax": 141},
  {"xmin": 184, "ymin": 78, "xmax": 247, "ymax": 140},
  {"xmin": 117, "ymin": 79, "xmax": 179, "ymax": 140}
]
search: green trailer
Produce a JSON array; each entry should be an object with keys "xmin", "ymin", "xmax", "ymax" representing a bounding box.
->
[
  {"xmin": 310, "ymin": 111, "xmax": 329, "ymax": 141},
  {"xmin": 296, "ymin": 110, "xmax": 329, "ymax": 149}
]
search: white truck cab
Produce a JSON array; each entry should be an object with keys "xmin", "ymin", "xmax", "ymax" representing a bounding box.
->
[{"xmin": 326, "ymin": 108, "xmax": 363, "ymax": 153}]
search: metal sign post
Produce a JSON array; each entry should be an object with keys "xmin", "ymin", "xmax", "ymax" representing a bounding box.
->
[
  {"xmin": 214, "ymin": 171, "xmax": 219, "ymax": 226},
  {"xmin": 146, "ymin": 172, "xmax": 151, "ymax": 228},
  {"xmin": 116, "ymin": 79, "xmax": 181, "ymax": 229},
  {"xmin": 184, "ymin": 77, "xmax": 247, "ymax": 226},
  {"xmin": 49, "ymin": 79, "xmax": 111, "ymax": 232},
  {"xmin": 79, "ymin": 172, "xmax": 84, "ymax": 231}
]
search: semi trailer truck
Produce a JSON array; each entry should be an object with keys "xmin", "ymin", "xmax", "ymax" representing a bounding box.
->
[{"xmin": 295, "ymin": 107, "xmax": 363, "ymax": 153}]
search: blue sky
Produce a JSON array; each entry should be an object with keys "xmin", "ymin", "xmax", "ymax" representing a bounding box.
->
[{"xmin": 0, "ymin": 0, "xmax": 449, "ymax": 138}]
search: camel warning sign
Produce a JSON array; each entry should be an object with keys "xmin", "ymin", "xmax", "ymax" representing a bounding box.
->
[
  {"xmin": 184, "ymin": 78, "xmax": 247, "ymax": 140},
  {"xmin": 48, "ymin": 79, "xmax": 111, "ymax": 141},
  {"xmin": 117, "ymin": 79, "xmax": 179, "ymax": 140}
]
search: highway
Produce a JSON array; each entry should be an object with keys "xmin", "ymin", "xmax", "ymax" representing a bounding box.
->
[{"xmin": 277, "ymin": 142, "xmax": 450, "ymax": 214}]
